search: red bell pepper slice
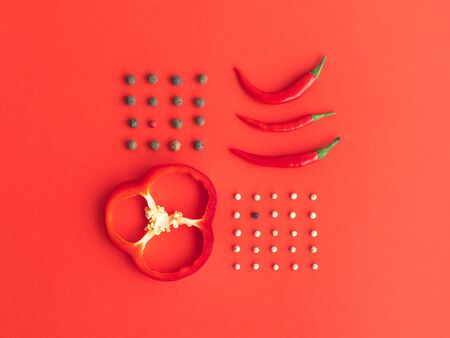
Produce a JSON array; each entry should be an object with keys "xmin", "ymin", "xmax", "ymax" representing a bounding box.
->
[{"xmin": 105, "ymin": 164, "xmax": 217, "ymax": 281}]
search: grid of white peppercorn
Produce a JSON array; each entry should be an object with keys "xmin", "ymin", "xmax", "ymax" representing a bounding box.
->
[{"xmin": 231, "ymin": 191, "xmax": 320, "ymax": 271}]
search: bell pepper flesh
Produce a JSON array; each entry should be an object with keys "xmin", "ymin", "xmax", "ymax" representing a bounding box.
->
[{"xmin": 105, "ymin": 164, "xmax": 217, "ymax": 281}]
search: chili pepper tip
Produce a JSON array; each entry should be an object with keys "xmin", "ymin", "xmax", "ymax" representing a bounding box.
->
[
  {"xmin": 233, "ymin": 67, "xmax": 245, "ymax": 80},
  {"xmin": 312, "ymin": 111, "xmax": 336, "ymax": 121},
  {"xmin": 310, "ymin": 55, "xmax": 327, "ymax": 79},
  {"xmin": 317, "ymin": 136, "xmax": 340, "ymax": 160}
]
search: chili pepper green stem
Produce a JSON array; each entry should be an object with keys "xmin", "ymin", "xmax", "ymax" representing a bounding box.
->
[
  {"xmin": 312, "ymin": 111, "xmax": 335, "ymax": 121},
  {"xmin": 317, "ymin": 137, "xmax": 341, "ymax": 159},
  {"xmin": 310, "ymin": 55, "xmax": 327, "ymax": 78}
]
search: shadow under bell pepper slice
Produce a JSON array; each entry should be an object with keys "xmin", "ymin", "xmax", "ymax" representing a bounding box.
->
[{"xmin": 105, "ymin": 164, "xmax": 217, "ymax": 281}]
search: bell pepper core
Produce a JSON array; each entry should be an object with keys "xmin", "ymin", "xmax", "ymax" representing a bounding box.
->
[{"xmin": 105, "ymin": 164, "xmax": 217, "ymax": 281}]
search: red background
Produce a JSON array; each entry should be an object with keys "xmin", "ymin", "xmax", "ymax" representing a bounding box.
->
[{"xmin": 1, "ymin": 0, "xmax": 450, "ymax": 337}]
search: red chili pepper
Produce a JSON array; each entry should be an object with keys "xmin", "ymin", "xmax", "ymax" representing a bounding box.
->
[
  {"xmin": 105, "ymin": 164, "xmax": 217, "ymax": 281},
  {"xmin": 236, "ymin": 111, "xmax": 335, "ymax": 132},
  {"xmin": 234, "ymin": 56, "xmax": 327, "ymax": 104},
  {"xmin": 229, "ymin": 137, "xmax": 340, "ymax": 168}
]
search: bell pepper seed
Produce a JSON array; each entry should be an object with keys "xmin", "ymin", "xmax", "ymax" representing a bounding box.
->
[
  {"xmin": 170, "ymin": 75, "xmax": 182, "ymax": 86},
  {"xmin": 194, "ymin": 115, "xmax": 205, "ymax": 126},
  {"xmin": 172, "ymin": 96, "xmax": 183, "ymax": 106},
  {"xmin": 193, "ymin": 140, "xmax": 204, "ymax": 151},
  {"xmin": 197, "ymin": 73, "xmax": 208, "ymax": 84},
  {"xmin": 126, "ymin": 140, "xmax": 137, "ymax": 150},
  {"xmin": 125, "ymin": 95, "xmax": 136, "ymax": 106},
  {"xmin": 147, "ymin": 74, "xmax": 158, "ymax": 84},
  {"xmin": 148, "ymin": 120, "xmax": 157, "ymax": 128},
  {"xmin": 148, "ymin": 97, "xmax": 158, "ymax": 107},
  {"xmin": 171, "ymin": 118, "xmax": 183, "ymax": 129},
  {"xmin": 194, "ymin": 97, "xmax": 205, "ymax": 108},
  {"xmin": 124, "ymin": 74, "xmax": 136, "ymax": 85},
  {"xmin": 129, "ymin": 118, "xmax": 138, "ymax": 128},
  {"xmin": 148, "ymin": 140, "xmax": 160, "ymax": 151},
  {"xmin": 251, "ymin": 211, "xmax": 259, "ymax": 219}
]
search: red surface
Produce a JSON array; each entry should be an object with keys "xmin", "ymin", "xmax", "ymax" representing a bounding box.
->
[{"xmin": 1, "ymin": 0, "xmax": 449, "ymax": 337}]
